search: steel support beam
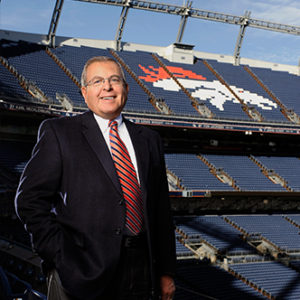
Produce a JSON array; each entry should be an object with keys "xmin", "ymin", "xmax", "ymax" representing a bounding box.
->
[
  {"xmin": 176, "ymin": 1, "xmax": 192, "ymax": 43},
  {"xmin": 48, "ymin": 0, "xmax": 65, "ymax": 47},
  {"xmin": 74, "ymin": 0, "xmax": 300, "ymax": 36},
  {"xmin": 115, "ymin": 1, "xmax": 131, "ymax": 51},
  {"xmin": 234, "ymin": 11, "xmax": 251, "ymax": 66},
  {"xmin": 74, "ymin": 0, "xmax": 300, "ymax": 63}
]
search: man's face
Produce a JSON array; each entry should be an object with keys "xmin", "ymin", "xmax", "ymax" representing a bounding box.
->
[{"xmin": 81, "ymin": 61, "xmax": 128, "ymax": 120}]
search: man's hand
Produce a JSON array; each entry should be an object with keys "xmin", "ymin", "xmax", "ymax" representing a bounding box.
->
[{"xmin": 160, "ymin": 275, "xmax": 175, "ymax": 300}]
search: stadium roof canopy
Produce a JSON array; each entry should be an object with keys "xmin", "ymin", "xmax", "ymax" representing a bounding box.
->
[{"xmin": 48, "ymin": 0, "xmax": 300, "ymax": 65}]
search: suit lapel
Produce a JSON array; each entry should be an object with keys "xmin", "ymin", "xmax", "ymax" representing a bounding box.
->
[{"xmin": 81, "ymin": 111, "xmax": 122, "ymax": 196}]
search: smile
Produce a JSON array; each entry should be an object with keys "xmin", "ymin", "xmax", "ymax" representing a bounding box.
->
[{"xmin": 100, "ymin": 96, "xmax": 115, "ymax": 100}]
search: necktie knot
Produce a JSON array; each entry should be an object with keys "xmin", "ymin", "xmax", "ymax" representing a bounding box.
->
[{"xmin": 108, "ymin": 120, "xmax": 118, "ymax": 129}]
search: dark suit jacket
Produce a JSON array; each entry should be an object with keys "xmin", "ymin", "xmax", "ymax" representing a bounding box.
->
[{"xmin": 15, "ymin": 110, "xmax": 176, "ymax": 300}]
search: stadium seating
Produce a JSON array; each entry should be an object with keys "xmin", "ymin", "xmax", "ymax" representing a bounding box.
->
[
  {"xmin": 229, "ymin": 261, "xmax": 300, "ymax": 299},
  {"xmin": 52, "ymin": 45, "xmax": 159, "ymax": 113},
  {"xmin": 158, "ymin": 55, "xmax": 250, "ymax": 120},
  {"xmin": 165, "ymin": 153, "xmax": 293, "ymax": 191},
  {"xmin": 117, "ymin": 50, "xmax": 200, "ymax": 116},
  {"xmin": 206, "ymin": 59, "xmax": 287, "ymax": 122},
  {"xmin": 0, "ymin": 62, "xmax": 35, "ymax": 103},
  {"xmin": 165, "ymin": 153, "xmax": 235, "ymax": 191},
  {"xmin": 203, "ymin": 154, "xmax": 286, "ymax": 191},
  {"xmin": 0, "ymin": 140, "xmax": 32, "ymax": 175},
  {"xmin": 1, "ymin": 140, "xmax": 299, "ymax": 193},
  {"xmin": 255, "ymin": 156, "xmax": 300, "ymax": 191},
  {"xmin": 176, "ymin": 214, "xmax": 300, "ymax": 299},
  {"xmin": 1, "ymin": 39, "xmax": 300, "ymax": 125},
  {"xmin": 176, "ymin": 215, "xmax": 257, "ymax": 256},
  {"xmin": 2, "ymin": 35, "xmax": 300, "ymax": 299},
  {"xmin": 52, "ymin": 45, "xmax": 112, "ymax": 80},
  {"xmin": 175, "ymin": 260, "xmax": 266, "ymax": 299},
  {"xmin": 250, "ymin": 66, "xmax": 300, "ymax": 117},
  {"xmin": 0, "ymin": 266, "xmax": 46, "ymax": 300},
  {"xmin": 0, "ymin": 215, "xmax": 31, "ymax": 247},
  {"xmin": 226, "ymin": 214, "xmax": 300, "ymax": 252},
  {"xmin": 3, "ymin": 42, "xmax": 82, "ymax": 107}
]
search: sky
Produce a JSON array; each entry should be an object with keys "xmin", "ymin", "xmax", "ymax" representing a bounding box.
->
[{"xmin": 0, "ymin": 0, "xmax": 300, "ymax": 66}]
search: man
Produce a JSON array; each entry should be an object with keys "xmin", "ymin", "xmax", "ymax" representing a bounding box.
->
[{"xmin": 15, "ymin": 56, "xmax": 176, "ymax": 300}]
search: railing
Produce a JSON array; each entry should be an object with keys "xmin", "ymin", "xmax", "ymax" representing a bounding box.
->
[
  {"xmin": 202, "ymin": 59, "xmax": 264, "ymax": 122},
  {"xmin": 46, "ymin": 47, "xmax": 81, "ymax": 88},
  {"xmin": 0, "ymin": 56, "xmax": 49, "ymax": 103},
  {"xmin": 152, "ymin": 53, "xmax": 214, "ymax": 118},
  {"xmin": 244, "ymin": 65, "xmax": 300, "ymax": 124},
  {"xmin": 249, "ymin": 155, "xmax": 293, "ymax": 192},
  {"xmin": 198, "ymin": 154, "xmax": 241, "ymax": 191}
]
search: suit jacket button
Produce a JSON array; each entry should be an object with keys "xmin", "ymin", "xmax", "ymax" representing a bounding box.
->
[
  {"xmin": 119, "ymin": 199, "xmax": 124, "ymax": 205},
  {"xmin": 115, "ymin": 228, "xmax": 121, "ymax": 235}
]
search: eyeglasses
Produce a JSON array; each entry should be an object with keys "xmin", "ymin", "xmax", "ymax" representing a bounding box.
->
[{"xmin": 85, "ymin": 75, "xmax": 123, "ymax": 88}]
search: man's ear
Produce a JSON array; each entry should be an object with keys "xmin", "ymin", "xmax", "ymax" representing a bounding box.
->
[{"xmin": 81, "ymin": 86, "xmax": 87, "ymax": 103}]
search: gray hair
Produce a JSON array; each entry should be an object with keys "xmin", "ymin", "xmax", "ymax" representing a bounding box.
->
[{"xmin": 81, "ymin": 56, "xmax": 126, "ymax": 87}]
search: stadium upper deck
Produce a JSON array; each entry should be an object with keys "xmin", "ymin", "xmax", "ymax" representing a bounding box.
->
[{"xmin": 1, "ymin": 29, "xmax": 300, "ymax": 137}]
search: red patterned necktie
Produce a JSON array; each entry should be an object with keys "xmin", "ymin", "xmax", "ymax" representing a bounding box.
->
[{"xmin": 109, "ymin": 120, "xmax": 143, "ymax": 235}]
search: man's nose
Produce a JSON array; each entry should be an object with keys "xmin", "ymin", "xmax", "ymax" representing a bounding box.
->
[{"xmin": 102, "ymin": 78, "xmax": 112, "ymax": 90}]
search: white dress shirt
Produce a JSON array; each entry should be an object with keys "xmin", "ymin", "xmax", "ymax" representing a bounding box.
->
[{"xmin": 93, "ymin": 113, "xmax": 140, "ymax": 183}]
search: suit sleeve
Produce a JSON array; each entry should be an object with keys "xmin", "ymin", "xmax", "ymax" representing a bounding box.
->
[
  {"xmin": 15, "ymin": 119, "xmax": 63, "ymax": 265},
  {"xmin": 153, "ymin": 133, "xmax": 176, "ymax": 278}
]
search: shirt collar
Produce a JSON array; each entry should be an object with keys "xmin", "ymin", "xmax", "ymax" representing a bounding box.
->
[{"xmin": 93, "ymin": 113, "xmax": 123, "ymax": 133}]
